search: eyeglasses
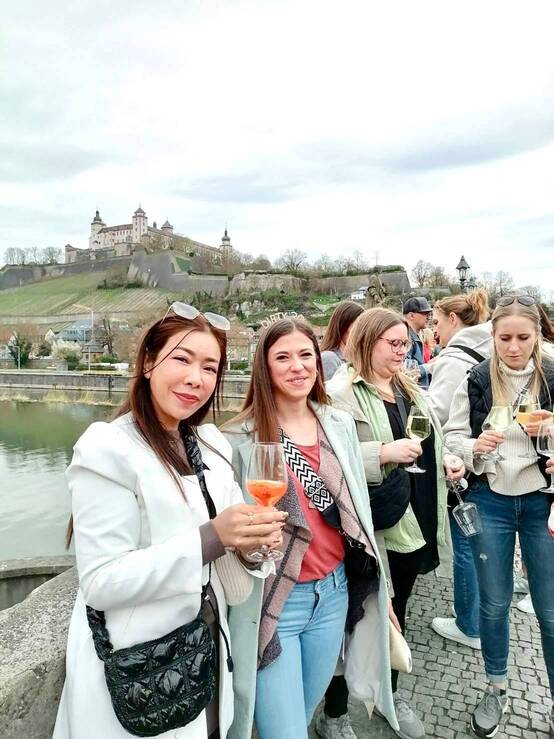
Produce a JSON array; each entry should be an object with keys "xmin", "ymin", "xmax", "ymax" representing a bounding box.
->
[
  {"xmin": 496, "ymin": 295, "xmax": 536, "ymax": 307},
  {"xmin": 378, "ymin": 338, "xmax": 412, "ymax": 353},
  {"xmin": 161, "ymin": 302, "xmax": 231, "ymax": 331}
]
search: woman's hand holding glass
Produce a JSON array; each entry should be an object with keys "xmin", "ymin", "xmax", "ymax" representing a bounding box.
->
[
  {"xmin": 443, "ymin": 453, "xmax": 466, "ymax": 482},
  {"xmin": 380, "ymin": 438, "xmax": 422, "ymax": 465},
  {"xmin": 475, "ymin": 406, "xmax": 513, "ymax": 461},
  {"xmin": 212, "ymin": 503, "xmax": 287, "ymax": 556},
  {"xmin": 521, "ymin": 409, "xmax": 553, "ymax": 438}
]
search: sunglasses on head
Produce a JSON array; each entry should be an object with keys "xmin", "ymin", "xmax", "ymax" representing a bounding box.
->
[
  {"xmin": 160, "ymin": 302, "xmax": 231, "ymax": 331},
  {"xmin": 496, "ymin": 295, "xmax": 536, "ymax": 308}
]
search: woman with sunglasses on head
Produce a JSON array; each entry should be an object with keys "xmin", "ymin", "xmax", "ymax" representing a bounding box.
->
[
  {"xmin": 325, "ymin": 307, "xmax": 464, "ymax": 739},
  {"xmin": 54, "ymin": 303, "xmax": 286, "ymax": 739},
  {"xmin": 444, "ymin": 295, "xmax": 554, "ymax": 739},
  {"xmin": 222, "ymin": 318, "xmax": 396, "ymax": 739}
]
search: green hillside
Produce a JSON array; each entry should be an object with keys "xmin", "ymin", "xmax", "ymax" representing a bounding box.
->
[{"xmin": 0, "ymin": 272, "xmax": 181, "ymax": 317}]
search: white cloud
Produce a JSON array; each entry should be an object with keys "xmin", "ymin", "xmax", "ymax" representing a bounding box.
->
[{"xmin": 1, "ymin": 0, "xmax": 553, "ymax": 293}]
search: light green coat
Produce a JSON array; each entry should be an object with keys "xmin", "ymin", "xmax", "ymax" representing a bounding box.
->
[
  {"xmin": 223, "ymin": 402, "xmax": 398, "ymax": 738},
  {"xmin": 326, "ymin": 365, "xmax": 448, "ymax": 555}
]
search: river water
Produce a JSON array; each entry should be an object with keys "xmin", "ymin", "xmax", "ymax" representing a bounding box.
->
[
  {"xmin": 0, "ymin": 401, "xmax": 111, "ymax": 559},
  {"xmin": 0, "ymin": 401, "xmax": 234, "ymax": 560}
]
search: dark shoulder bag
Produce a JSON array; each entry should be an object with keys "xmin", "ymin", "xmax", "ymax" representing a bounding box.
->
[
  {"xmin": 85, "ymin": 429, "xmax": 232, "ymax": 737},
  {"xmin": 366, "ymin": 390, "xmax": 412, "ymax": 531}
]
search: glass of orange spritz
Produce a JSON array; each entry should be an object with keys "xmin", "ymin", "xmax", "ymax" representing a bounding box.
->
[{"xmin": 245, "ymin": 442, "xmax": 288, "ymax": 562}]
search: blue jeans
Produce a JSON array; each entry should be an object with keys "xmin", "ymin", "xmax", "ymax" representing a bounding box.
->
[
  {"xmin": 449, "ymin": 508, "xmax": 480, "ymax": 638},
  {"xmin": 254, "ymin": 563, "xmax": 349, "ymax": 739},
  {"xmin": 466, "ymin": 482, "xmax": 554, "ymax": 696}
]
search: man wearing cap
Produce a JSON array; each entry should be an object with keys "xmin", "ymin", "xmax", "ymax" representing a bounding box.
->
[{"xmin": 403, "ymin": 297, "xmax": 433, "ymax": 389}]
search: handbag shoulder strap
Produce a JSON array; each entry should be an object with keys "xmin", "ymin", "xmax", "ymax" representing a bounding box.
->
[
  {"xmin": 86, "ymin": 427, "xmax": 217, "ymax": 664},
  {"xmin": 279, "ymin": 428, "xmax": 333, "ymax": 513},
  {"xmin": 449, "ymin": 344, "xmax": 486, "ymax": 364}
]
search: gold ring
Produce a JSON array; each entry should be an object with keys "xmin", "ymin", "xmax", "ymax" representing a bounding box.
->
[{"xmin": 247, "ymin": 513, "xmax": 255, "ymax": 526}]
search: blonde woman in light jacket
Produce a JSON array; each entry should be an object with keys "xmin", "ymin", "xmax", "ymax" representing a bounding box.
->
[
  {"xmin": 223, "ymin": 318, "xmax": 397, "ymax": 739},
  {"xmin": 54, "ymin": 308, "xmax": 286, "ymax": 739},
  {"xmin": 326, "ymin": 308, "xmax": 464, "ymax": 739}
]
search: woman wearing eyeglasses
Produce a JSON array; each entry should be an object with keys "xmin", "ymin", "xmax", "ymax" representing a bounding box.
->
[
  {"xmin": 325, "ymin": 307, "xmax": 463, "ymax": 739},
  {"xmin": 54, "ymin": 304, "xmax": 286, "ymax": 739},
  {"xmin": 444, "ymin": 295, "xmax": 554, "ymax": 739}
]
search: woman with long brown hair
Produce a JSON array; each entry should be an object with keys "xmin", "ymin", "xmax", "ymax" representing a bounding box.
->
[
  {"xmin": 325, "ymin": 307, "xmax": 464, "ymax": 739},
  {"xmin": 444, "ymin": 296, "xmax": 554, "ymax": 738},
  {"xmin": 223, "ymin": 318, "xmax": 396, "ymax": 739},
  {"xmin": 320, "ymin": 300, "xmax": 364, "ymax": 380},
  {"xmin": 54, "ymin": 304, "xmax": 286, "ymax": 739}
]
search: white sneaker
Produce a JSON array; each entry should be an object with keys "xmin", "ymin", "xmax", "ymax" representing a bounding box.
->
[
  {"xmin": 431, "ymin": 617, "xmax": 481, "ymax": 650},
  {"xmin": 375, "ymin": 698, "xmax": 426, "ymax": 739},
  {"xmin": 515, "ymin": 593, "xmax": 535, "ymax": 614},
  {"xmin": 513, "ymin": 575, "xmax": 529, "ymax": 594},
  {"xmin": 314, "ymin": 710, "xmax": 357, "ymax": 739}
]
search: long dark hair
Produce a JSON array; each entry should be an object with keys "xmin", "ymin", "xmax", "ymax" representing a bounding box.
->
[
  {"xmin": 537, "ymin": 303, "xmax": 554, "ymax": 343},
  {"xmin": 225, "ymin": 318, "xmax": 328, "ymax": 442},
  {"xmin": 66, "ymin": 314, "xmax": 227, "ymax": 547},
  {"xmin": 320, "ymin": 300, "xmax": 364, "ymax": 352}
]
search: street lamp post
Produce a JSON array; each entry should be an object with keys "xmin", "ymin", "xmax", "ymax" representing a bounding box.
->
[{"xmin": 456, "ymin": 256, "xmax": 470, "ymax": 294}]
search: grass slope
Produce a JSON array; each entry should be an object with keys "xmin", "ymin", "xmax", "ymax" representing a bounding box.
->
[{"xmin": 0, "ymin": 272, "xmax": 181, "ymax": 317}]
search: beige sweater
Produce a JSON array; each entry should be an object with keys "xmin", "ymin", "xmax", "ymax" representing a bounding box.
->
[{"xmin": 444, "ymin": 361, "xmax": 546, "ymax": 495}]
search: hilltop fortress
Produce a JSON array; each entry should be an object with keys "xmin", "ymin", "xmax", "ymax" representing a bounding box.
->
[{"xmin": 64, "ymin": 206, "xmax": 232, "ymax": 265}]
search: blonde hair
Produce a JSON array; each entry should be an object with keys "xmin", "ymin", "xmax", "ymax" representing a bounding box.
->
[
  {"xmin": 434, "ymin": 288, "xmax": 489, "ymax": 327},
  {"xmin": 346, "ymin": 307, "xmax": 419, "ymax": 403},
  {"xmin": 490, "ymin": 299, "xmax": 547, "ymax": 404},
  {"xmin": 422, "ymin": 328, "xmax": 434, "ymax": 347}
]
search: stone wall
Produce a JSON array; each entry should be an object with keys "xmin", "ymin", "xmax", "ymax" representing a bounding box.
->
[
  {"xmin": 128, "ymin": 250, "xmax": 229, "ymax": 295},
  {"xmin": 0, "ymin": 567, "xmax": 78, "ymax": 738},
  {"xmin": 228, "ymin": 272, "xmax": 304, "ymax": 294},
  {"xmin": 309, "ymin": 271, "xmax": 410, "ymax": 296},
  {"xmin": 0, "ymin": 257, "xmax": 133, "ymax": 291}
]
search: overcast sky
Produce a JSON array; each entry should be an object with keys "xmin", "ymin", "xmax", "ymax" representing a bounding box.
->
[{"xmin": 1, "ymin": 0, "xmax": 554, "ymax": 296}]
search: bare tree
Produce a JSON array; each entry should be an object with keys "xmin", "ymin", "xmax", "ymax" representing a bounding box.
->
[
  {"xmin": 25, "ymin": 246, "xmax": 41, "ymax": 264},
  {"xmin": 13, "ymin": 247, "xmax": 27, "ymax": 265},
  {"xmin": 276, "ymin": 248, "xmax": 308, "ymax": 272},
  {"xmin": 312, "ymin": 254, "xmax": 335, "ymax": 274},
  {"xmin": 4, "ymin": 247, "xmax": 17, "ymax": 265},
  {"xmin": 42, "ymin": 246, "xmax": 61, "ymax": 264},
  {"xmin": 411, "ymin": 260, "xmax": 433, "ymax": 288}
]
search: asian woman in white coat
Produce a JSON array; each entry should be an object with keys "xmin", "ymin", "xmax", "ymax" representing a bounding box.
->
[{"xmin": 53, "ymin": 304, "xmax": 286, "ymax": 739}]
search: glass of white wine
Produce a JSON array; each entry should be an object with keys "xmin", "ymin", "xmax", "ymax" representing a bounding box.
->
[
  {"xmin": 481, "ymin": 405, "xmax": 513, "ymax": 462},
  {"xmin": 536, "ymin": 421, "xmax": 554, "ymax": 493},
  {"xmin": 405, "ymin": 406, "xmax": 431, "ymax": 474},
  {"xmin": 515, "ymin": 391, "xmax": 541, "ymax": 460}
]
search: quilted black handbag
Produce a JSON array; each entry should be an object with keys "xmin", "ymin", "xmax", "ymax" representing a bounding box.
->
[{"xmin": 85, "ymin": 429, "xmax": 232, "ymax": 737}]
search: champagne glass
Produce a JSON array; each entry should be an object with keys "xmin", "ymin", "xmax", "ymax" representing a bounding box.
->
[
  {"xmin": 405, "ymin": 407, "xmax": 431, "ymax": 474},
  {"xmin": 536, "ymin": 421, "xmax": 554, "ymax": 493},
  {"xmin": 245, "ymin": 442, "xmax": 288, "ymax": 562},
  {"xmin": 480, "ymin": 406, "xmax": 512, "ymax": 462},
  {"xmin": 515, "ymin": 392, "xmax": 541, "ymax": 460},
  {"xmin": 444, "ymin": 454, "xmax": 482, "ymax": 536}
]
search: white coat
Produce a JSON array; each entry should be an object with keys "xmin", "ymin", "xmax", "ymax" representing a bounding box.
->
[{"xmin": 53, "ymin": 413, "xmax": 257, "ymax": 739}]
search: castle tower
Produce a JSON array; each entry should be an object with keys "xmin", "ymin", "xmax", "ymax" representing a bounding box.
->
[
  {"xmin": 161, "ymin": 219, "xmax": 174, "ymax": 234},
  {"xmin": 132, "ymin": 206, "xmax": 148, "ymax": 242},
  {"xmin": 89, "ymin": 210, "xmax": 106, "ymax": 250},
  {"xmin": 221, "ymin": 227, "xmax": 232, "ymax": 261}
]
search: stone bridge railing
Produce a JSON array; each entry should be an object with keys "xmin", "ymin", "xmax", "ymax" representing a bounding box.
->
[{"xmin": 0, "ymin": 559, "xmax": 77, "ymax": 739}]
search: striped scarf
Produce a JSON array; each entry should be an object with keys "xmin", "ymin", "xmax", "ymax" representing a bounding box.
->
[{"xmin": 257, "ymin": 427, "xmax": 375, "ymax": 669}]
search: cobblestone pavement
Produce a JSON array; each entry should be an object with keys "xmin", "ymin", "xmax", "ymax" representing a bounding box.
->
[{"xmin": 303, "ymin": 571, "xmax": 552, "ymax": 739}]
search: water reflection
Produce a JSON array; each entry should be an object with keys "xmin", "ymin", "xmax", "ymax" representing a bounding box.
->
[
  {"xmin": 0, "ymin": 402, "xmax": 235, "ymax": 560},
  {"xmin": 0, "ymin": 401, "xmax": 111, "ymax": 559}
]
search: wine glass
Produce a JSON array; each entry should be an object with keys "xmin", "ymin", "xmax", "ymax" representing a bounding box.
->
[
  {"xmin": 403, "ymin": 358, "xmax": 420, "ymax": 380},
  {"xmin": 245, "ymin": 442, "xmax": 288, "ymax": 562},
  {"xmin": 480, "ymin": 406, "xmax": 512, "ymax": 462},
  {"xmin": 405, "ymin": 406, "xmax": 431, "ymax": 474},
  {"xmin": 515, "ymin": 392, "xmax": 541, "ymax": 460},
  {"xmin": 536, "ymin": 421, "xmax": 554, "ymax": 493}
]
